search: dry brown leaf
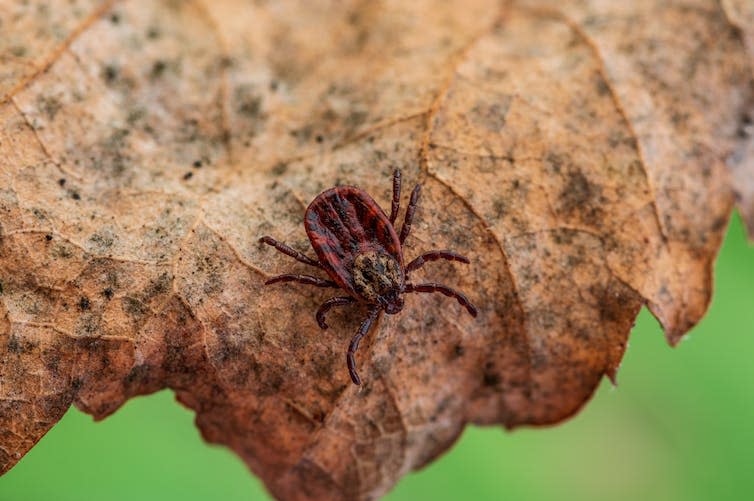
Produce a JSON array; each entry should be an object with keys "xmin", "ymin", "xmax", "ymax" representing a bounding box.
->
[
  {"xmin": 722, "ymin": 0, "xmax": 754, "ymax": 235},
  {"xmin": 1, "ymin": 1, "xmax": 752, "ymax": 499}
]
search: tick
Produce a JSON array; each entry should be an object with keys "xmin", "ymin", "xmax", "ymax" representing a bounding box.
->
[{"xmin": 260, "ymin": 170, "xmax": 478, "ymax": 385}]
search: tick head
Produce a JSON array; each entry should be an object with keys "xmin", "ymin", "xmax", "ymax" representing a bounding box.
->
[{"xmin": 382, "ymin": 288, "xmax": 404, "ymax": 315}]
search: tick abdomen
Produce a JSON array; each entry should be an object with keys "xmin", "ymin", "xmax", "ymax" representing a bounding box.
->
[{"xmin": 352, "ymin": 251, "xmax": 403, "ymax": 302}]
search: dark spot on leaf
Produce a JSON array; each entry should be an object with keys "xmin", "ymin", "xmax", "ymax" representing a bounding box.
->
[
  {"xmin": 183, "ymin": 171, "xmax": 193, "ymax": 180},
  {"xmin": 102, "ymin": 64, "xmax": 119, "ymax": 84},
  {"xmin": 671, "ymin": 110, "xmax": 689, "ymax": 127},
  {"xmin": 53, "ymin": 244, "xmax": 73, "ymax": 259},
  {"xmin": 344, "ymin": 110, "xmax": 368, "ymax": 130},
  {"xmin": 218, "ymin": 56, "xmax": 234, "ymax": 69},
  {"xmin": 78, "ymin": 296, "xmax": 90, "ymax": 311},
  {"xmin": 70, "ymin": 377, "xmax": 83, "ymax": 391},
  {"xmin": 10, "ymin": 46, "xmax": 27, "ymax": 57},
  {"xmin": 151, "ymin": 60, "xmax": 167, "ymax": 78},
  {"xmin": 44, "ymin": 234, "xmax": 52, "ymax": 241},
  {"xmin": 124, "ymin": 364, "xmax": 151, "ymax": 387},
  {"xmin": 470, "ymin": 96, "xmax": 512, "ymax": 131},
  {"xmin": 559, "ymin": 170, "xmax": 604, "ymax": 225},
  {"xmin": 290, "ymin": 124, "xmax": 313, "ymax": 143},
  {"xmin": 595, "ymin": 77, "xmax": 610, "ymax": 96},
  {"xmin": 238, "ymin": 93, "xmax": 262, "ymax": 118},
  {"xmin": 272, "ymin": 162, "xmax": 288, "ymax": 176},
  {"xmin": 712, "ymin": 216, "xmax": 727, "ymax": 232},
  {"xmin": 492, "ymin": 197, "xmax": 508, "ymax": 218},
  {"xmin": 7, "ymin": 335, "xmax": 20, "ymax": 353},
  {"xmin": 545, "ymin": 151, "xmax": 566, "ymax": 174},
  {"xmin": 143, "ymin": 273, "xmax": 171, "ymax": 300},
  {"xmin": 42, "ymin": 347, "xmax": 61, "ymax": 374},
  {"xmin": 146, "ymin": 26, "xmax": 161, "ymax": 39},
  {"xmin": 37, "ymin": 95, "xmax": 62, "ymax": 120},
  {"xmin": 103, "ymin": 287, "xmax": 114, "ymax": 300},
  {"xmin": 483, "ymin": 371, "xmax": 501, "ymax": 387},
  {"xmin": 124, "ymin": 297, "xmax": 147, "ymax": 317},
  {"xmin": 89, "ymin": 231, "xmax": 114, "ymax": 250}
]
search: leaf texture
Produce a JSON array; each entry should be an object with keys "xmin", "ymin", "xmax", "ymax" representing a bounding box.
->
[{"xmin": 0, "ymin": 1, "xmax": 752, "ymax": 499}]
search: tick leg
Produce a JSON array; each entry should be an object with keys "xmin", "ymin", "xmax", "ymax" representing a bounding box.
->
[
  {"xmin": 405, "ymin": 282, "xmax": 478, "ymax": 317},
  {"xmin": 389, "ymin": 169, "xmax": 401, "ymax": 224},
  {"xmin": 347, "ymin": 307, "xmax": 381, "ymax": 385},
  {"xmin": 316, "ymin": 296, "xmax": 355, "ymax": 329},
  {"xmin": 399, "ymin": 183, "xmax": 421, "ymax": 244},
  {"xmin": 405, "ymin": 250, "xmax": 470, "ymax": 274},
  {"xmin": 265, "ymin": 274, "xmax": 338, "ymax": 288},
  {"xmin": 259, "ymin": 236, "xmax": 322, "ymax": 269}
]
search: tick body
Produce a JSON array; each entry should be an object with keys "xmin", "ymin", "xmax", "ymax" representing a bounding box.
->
[{"xmin": 260, "ymin": 170, "xmax": 477, "ymax": 385}]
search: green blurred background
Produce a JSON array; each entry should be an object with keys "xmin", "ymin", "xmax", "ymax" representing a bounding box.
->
[{"xmin": 1, "ymin": 214, "xmax": 752, "ymax": 501}]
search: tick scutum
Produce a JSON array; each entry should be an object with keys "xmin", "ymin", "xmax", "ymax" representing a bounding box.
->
[{"xmin": 352, "ymin": 251, "xmax": 404, "ymax": 307}]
